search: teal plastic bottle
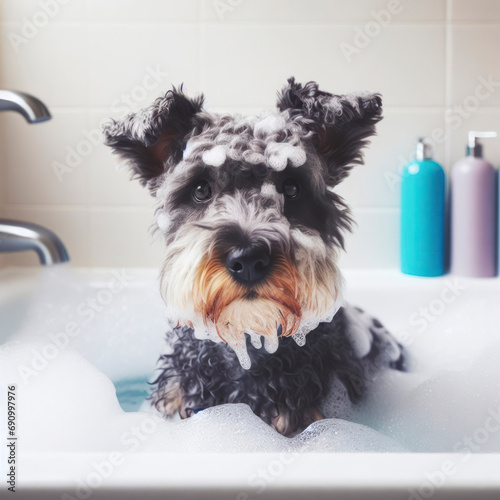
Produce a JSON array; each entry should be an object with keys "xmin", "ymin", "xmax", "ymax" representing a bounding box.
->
[{"xmin": 401, "ymin": 138, "xmax": 446, "ymax": 277}]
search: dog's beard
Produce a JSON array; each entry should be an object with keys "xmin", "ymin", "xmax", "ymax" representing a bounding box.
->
[
  {"xmin": 159, "ymin": 224, "xmax": 343, "ymax": 368},
  {"xmin": 192, "ymin": 254, "xmax": 301, "ymax": 366}
]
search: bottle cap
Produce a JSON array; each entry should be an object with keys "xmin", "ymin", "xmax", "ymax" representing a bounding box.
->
[
  {"xmin": 467, "ymin": 131, "xmax": 497, "ymax": 158},
  {"xmin": 415, "ymin": 137, "xmax": 433, "ymax": 161}
]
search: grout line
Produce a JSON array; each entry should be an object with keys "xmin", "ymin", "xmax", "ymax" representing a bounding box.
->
[
  {"xmin": 0, "ymin": 20, "xmax": 457, "ymax": 27},
  {"xmin": 2, "ymin": 203, "xmax": 400, "ymax": 213},
  {"xmin": 49, "ymin": 105, "xmax": 500, "ymax": 113},
  {"xmin": 198, "ymin": 1, "xmax": 206, "ymax": 94},
  {"xmin": 3, "ymin": 204, "xmax": 156, "ymax": 212},
  {"xmin": 196, "ymin": 0, "xmax": 202, "ymax": 93},
  {"xmin": 0, "ymin": 20, "xmax": 201, "ymax": 26},
  {"xmin": 156, "ymin": 20, "xmax": 449, "ymax": 26},
  {"xmin": 83, "ymin": 0, "xmax": 94, "ymax": 265},
  {"xmin": 444, "ymin": 0, "xmax": 453, "ymax": 171},
  {"xmin": 445, "ymin": 20, "xmax": 500, "ymax": 25},
  {"xmin": 350, "ymin": 207, "xmax": 400, "ymax": 213}
]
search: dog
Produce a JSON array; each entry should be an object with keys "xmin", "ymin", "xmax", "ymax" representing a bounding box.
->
[{"xmin": 104, "ymin": 78, "xmax": 405, "ymax": 436}]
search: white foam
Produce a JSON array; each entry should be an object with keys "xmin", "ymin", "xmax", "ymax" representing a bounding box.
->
[
  {"xmin": 291, "ymin": 332, "xmax": 307, "ymax": 346},
  {"xmin": 226, "ymin": 337, "xmax": 252, "ymax": 370},
  {"xmin": 0, "ymin": 342, "xmax": 403, "ymax": 454},
  {"xmin": 5, "ymin": 267, "xmax": 169, "ymax": 382},
  {"xmin": 291, "ymin": 228, "xmax": 327, "ymax": 258},
  {"xmin": 294, "ymin": 418, "xmax": 405, "ymax": 452},
  {"xmin": 202, "ymin": 145, "xmax": 227, "ymax": 167},
  {"xmin": 263, "ymin": 333, "xmax": 279, "ymax": 354},
  {"xmin": 247, "ymin": 330, "xmax": 263, "ymax": 349},
  {"xmin": 165, "ymin": 299, "xmax": 341, "ymax": 370},
  {"xmin": 260, "ymin": 182, "xmax": 279, "ymax": 198},
  {"xmin": 347, "ymin": 292, "xmax": 500, "ymax": 453},
  {"xmin": 294, "ymin": 293, "xmax": 344, "ymax": 338},
  {"xmin": 156, "ymin": 211, "xmax": 172, "ymax": 232},
  {"xmin": 5, "ymin": 268, "xmax": 500, "ymax": 455},
  {"xmin": 319, "ymin": 374, "xmax": 355, "ymax": 420},
  {"xmin": 265, "ymin": 142, "xmax": 307, "ymax": 171},
  {"xmin": 254, "ymin": 115, "xmax": 286, "ymax": 138},
  {"xmin": 341, "ymin": 305, "xmax": 374, "ymax": 358}
]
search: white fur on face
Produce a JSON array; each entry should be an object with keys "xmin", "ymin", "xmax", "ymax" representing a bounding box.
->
[{"xmin": 157, "ymin": 189, "xmax": 343, "ymax": 369}]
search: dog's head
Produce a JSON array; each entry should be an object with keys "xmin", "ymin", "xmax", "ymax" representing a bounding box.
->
[{"xmin": 104, "ymin": 78, "xmax": 382, "ymax": 368}]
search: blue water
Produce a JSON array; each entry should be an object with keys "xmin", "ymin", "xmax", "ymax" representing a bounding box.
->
[{"xmin": 113, "ymin": 376, "xmax": 151, "ymax": 412}]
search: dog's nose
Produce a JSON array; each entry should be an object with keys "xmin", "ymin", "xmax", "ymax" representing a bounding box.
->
[{"xmin": 226, "ymin": 246, "xmax": 271, "ymax": 284}]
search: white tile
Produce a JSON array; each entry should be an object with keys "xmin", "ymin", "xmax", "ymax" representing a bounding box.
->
[
  {"xmin": 451, "ymin": 0, "xmax": 500, "ymax": 22},
  {"xmin": 201, "ymin": 0, "xmax": 445, "ymax": 23},
  {"xmin": 87, "ymin": 0, "xmax": 200, "ymax": 22},
  {"xmin": 451, "ymin": 26, "xmax": 500, "ymax": 108},
  {"xmin": 90, "ymin": 143, "xmax": 156, "ymax": 207},
  {"xmin": 447, "ymin": 109, "xmax": 500, "ymax": 168},
  {"xmin": 87, "ymin": 110, "xmax": 155, "ymax": 206},
  {"xmin": 5, "ymin": 110, "xmax": 90, "ymax": 205},
  {"xmin": 0, "ymin": 22, "xmax": 88, "ymax": 107},
  {"xmin": 0, "ymin": 0, "xmax": 86, "ymax": 22},
  {"xmin": 335, "ymin": 108, "xmax": 447, "ymax": 208},
  {"xmin": 2, "ymin": 206, "xmax": 91, "ymax": 266},
  {"xmin": 200, "ymin": 24, "xmax": 445, "ymax": 108},
  {"xmin": 87, "ymin": 24, "xmax": 199, "ymax": 108},
  {"xmin": 339, "ymin": 208, "xmax": 400, "ymax": 269},
  {"xmin": 90, "ymin": 209, "xmax": 163, "ymax": 267}
]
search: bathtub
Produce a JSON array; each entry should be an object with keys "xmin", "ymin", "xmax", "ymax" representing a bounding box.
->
[{"xmin": 1, "ymin": 266, "xmax": 500, "ymax": 500}]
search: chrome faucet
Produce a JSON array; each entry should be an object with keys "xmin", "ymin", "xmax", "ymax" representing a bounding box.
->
[
  {"xmin": 0, "ymin": 91, "xmax": 69, "ymax": 265},
  {"xmin": 0, "ymin": 220, "xmax": 69, "ymax": 265},
  {"xmin": 0, "ymin": 90, "xmax": 51, "ymax": 123}
]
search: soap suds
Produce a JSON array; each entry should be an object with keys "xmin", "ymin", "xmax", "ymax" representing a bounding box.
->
[
  {"xmin": 4, "ymin": 269, "xmax": 500, "ymax": 454},
  {"xmin": 0, "ymin": 342, "xmax": 404, "ymax": 453},
  {"xmin": 254, "ymin": 115, "xmax": 287, "ymax": 138},
  {"xmin": 265, "ymin": 142, "xmax": 307, "ymax": 171},
  {"xmin": 202, "ymin": 144, "xmax": 227, "ymax": 167}
]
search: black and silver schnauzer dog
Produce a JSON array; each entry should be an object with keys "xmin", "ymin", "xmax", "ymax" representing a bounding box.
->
[{"xmin": 104, "ymin": 78, "xmax": 405, "ymax": 436}]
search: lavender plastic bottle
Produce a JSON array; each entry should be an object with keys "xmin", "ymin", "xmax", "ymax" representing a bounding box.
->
[{"xmin": 450, "ymin": 131, "xmax": 497, "ymax": 277}]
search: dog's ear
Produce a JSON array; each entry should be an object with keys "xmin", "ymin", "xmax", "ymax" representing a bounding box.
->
[
  {"xmin": 103, "ymin": 86, "xmax": 204, "ymax": 192},
  {"xmin": 277, "ymin": 77, "xmax": 382, "ymax": 186}
]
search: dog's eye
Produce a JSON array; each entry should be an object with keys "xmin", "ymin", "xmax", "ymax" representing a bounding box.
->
[
  {"xmin": 192, "ymin": 180, "xmax": 212, "ymax": 203},
  {"xmin": 283, "ymin": 178, "xmax": 300, "ymax": 199}
]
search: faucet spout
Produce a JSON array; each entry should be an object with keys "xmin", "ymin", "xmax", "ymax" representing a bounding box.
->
[
  {"xmin": 0, "ymin": 90, "xmax": 51, "ymax": 123},
  {"xmin": 0, "ymin": 220, "xmax": 69, "ymax": 265}
]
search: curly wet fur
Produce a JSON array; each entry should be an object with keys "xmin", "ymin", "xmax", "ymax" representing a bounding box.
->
[
  {"xmin": 151, "ymin": 306, "xmax": 405, "ymax": 436},
  {"xmin": 104, "ymin": 77, "xmax": 382, "ymax": 193}
]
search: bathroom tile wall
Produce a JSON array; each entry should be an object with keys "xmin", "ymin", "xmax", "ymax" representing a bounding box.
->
[{"xmin": 0, "ymin": 0, "xmax": 499, "ymax": 268}]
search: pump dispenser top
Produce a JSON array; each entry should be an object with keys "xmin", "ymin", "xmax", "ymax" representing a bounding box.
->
[
  {"xmin": 467, "ymin": 131, "xmax": 497, "ymax": 157},
  {"xmin": 415, "ymin": 137, "xmax": 432, "ymax": 161},
  {"xmin": 450, "ymin": 131, "xmax": 497, "ymax": 277}
]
